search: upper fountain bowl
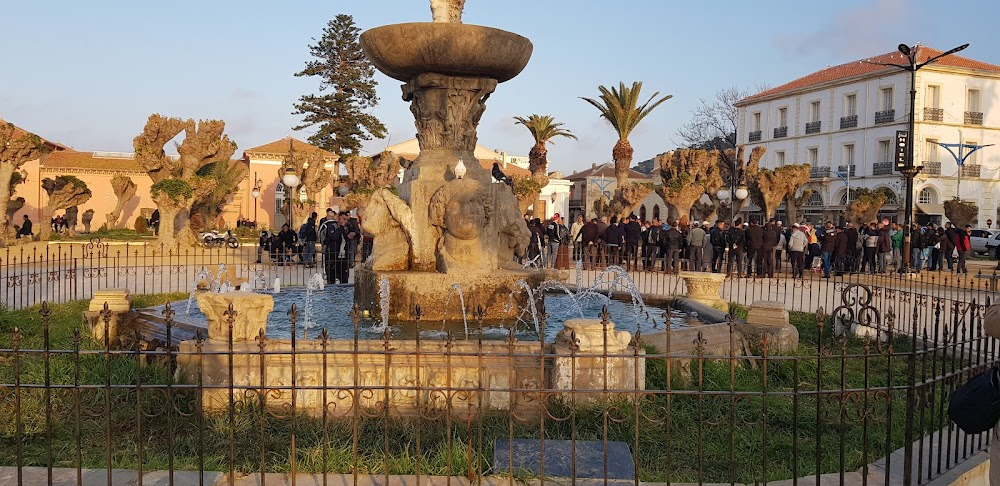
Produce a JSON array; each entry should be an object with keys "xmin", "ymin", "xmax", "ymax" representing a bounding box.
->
[{"xmin": 360, "ymin": 23, "xmax": 533, "ymax": 83}]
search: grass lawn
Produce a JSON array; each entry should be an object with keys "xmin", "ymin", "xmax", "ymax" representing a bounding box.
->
[
  {"xmin": 0, "ymin": 297, "xmax": 959, "ymax": 483},
  {"xmin": 47, "ymin": 228, "xmax": 156, "ymax": 242}
]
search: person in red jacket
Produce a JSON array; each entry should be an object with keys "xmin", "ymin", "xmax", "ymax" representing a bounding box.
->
[{"xmin": 954, "ymin": 225, "xmax": 972, "ymax": 275}]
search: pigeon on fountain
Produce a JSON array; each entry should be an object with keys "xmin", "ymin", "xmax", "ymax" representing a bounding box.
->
[
  {"xmin": 492, "ymin": 162, "xmax": 514, "ymax": 189},
  {"xmin": 455, "ymin": 158, "xmax": 467, "ymax": 179}
]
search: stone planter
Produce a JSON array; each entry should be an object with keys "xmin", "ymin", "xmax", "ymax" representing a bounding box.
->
[
  {"xmin": 677, "ymin": 271, "xmax": 728, "ymax": 312},
  {"xmin": 195, "ymin": 291, "xmax": 274, "ymax": 341},
  {"xmin": 550, "ymin": 319, "xmax": 644, "ymax": 404}
]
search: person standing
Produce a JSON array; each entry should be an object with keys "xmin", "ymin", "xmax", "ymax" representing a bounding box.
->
[
  {"xmin": 150, "ymin": 209, "xmax": 160, "ymax": 236},
  {"xmin": 320, "ymin": 211, "xmax": 340, "ymax": 284},
  {"xmin": 545, "ymin": 214, "xmax": 563, "ymax": 268},
  {"xmin": 276, "ymin": 223, "xmax": 298, "ymax": 265},
  {"xmin": 580, "ymin": 218, "xmax": 600, "ymax": 269},
  {"xmin": 745, "ymin": 219, "xmax": 764, "ymax": 277},
  {"xmin": 701, "ymin": 221, "xmax": 712, "ymax": 273},
  {"xmin": 603, "ymin": 216, "xmax": 624, "ymax": 266},
  {"xmin": 844, "ymin": 223, "xmax": 860, "ymax": 273},
  {"xmin": 570, "ymin": 215, "xmax": 585, "ymax": 261},
  {"xmin": 16, "ymin": 214, "xmax": 33, "ymax": 240},
  {"xmin": 642, "ymin": 218, "xmax": 662, "ymax": 270},
  {"xmin": 955, "ymin": 225, "xmax": 972, "ymax": 275},
  {"xmin": 623, "ymin": 215, "xmax": 642, "ymax": 270},
  {"xmin": 909, "ymin": 223, "xmax": 925, "ymax": 272},
  {"xmin": 686, "ymin": 221, "xmax": 706, "ymax": 272},
  {"xmin": 527, "ymin": 218, "xmax": 544, "ymax": 263},
  {"xmin": 328, "ymin": 213, "xmax": 357, "ymax": 283},
  {"xmin": 556, "ymin": 216, "xmax": 571, "ymax": 269},
  {"xmin": 726, "ymin": 219, "xmax": 745, "ymax": 276},
  {"xmin": 820, "ymin": 222, "xmax": 836, "ymax": 278},
  {"xmin": 943, "ymin": 223, "xmax": 957, "ymax": 272},
  {"xmin": 877, "ymin": 223, "xmax": 892, "ymax": 274},
  {"xmin": 833, "ymin": 226, "xmax": 849, "ymax": 276},
  {"xmin": 662, "ymin": 223, "xmax": 683, "ymax": 274},
  {"xmin": 890, "ymin": 223, "xmax": 903, "ymax": 269},
  {"xmin": 299, "ymin": 212, "xmax": 318, "ymax": 268},
  {"xmin": 788, "ymin": 224, "xmax": 807, "ymax": 279},
  {"xmin": 773, "ymin": 221, "xmax": 786, "ymax": 274},
  {"xmin": 859, "ymin": 222, "xmax": 878, "ymax": 274},
  {"xmin": 760, "ymin": 222, "xmax": 778, "ymax": 278},
  {"xmin": 710, "ymin": 220, "xmax": 726, "ymax": 273}
]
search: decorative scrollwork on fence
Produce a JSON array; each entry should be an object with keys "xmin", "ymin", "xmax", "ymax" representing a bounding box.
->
[{"xmin": 831, "ymin": 284, "xmax": 884, "ymax": 344}]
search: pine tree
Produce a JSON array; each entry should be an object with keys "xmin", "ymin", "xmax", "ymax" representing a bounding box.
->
[{"xmin": 293, "ymin": 14, "xmax": 386, "ymax": 157}]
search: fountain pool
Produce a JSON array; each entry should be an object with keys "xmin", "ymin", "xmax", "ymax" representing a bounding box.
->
[{"xmin": 144, "ymin": 285, "xmax": 701, "ymax": 342}]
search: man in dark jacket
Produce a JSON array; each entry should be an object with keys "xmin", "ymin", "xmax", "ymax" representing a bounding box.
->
[
  {"xmin": 326, "ymin": 212, "xmax": 357, "ymax": 283},
  {"xmin": 844, "ymin": 223, "xmax": 860, "ymax": 273},
  {"xmin": 16, "ymin": 214, "xmax": 32, "ymax": 239},
  {"xmin": 661, "ymin": 223, "xmax": 683, "ymax": 273},
  {"xmin": 744, "ymin": 219, "xmax": 764, "ymax": 277},
  {"xmin": 909, "ymin": 223, "xmax": 925, "ymax": 272},
  {"xmin": 833, "ymin": 226, "xmax": 849, "ymax": 276},
  {"xmin": 299, "ymin": 212, "xmax": 318, "ymax": 268},
  {"xmin": 527, "ymin": 218, "xmax": 544, "ymax": 263},
  {"xmin": 580, "ymin": 218, "xmax": 600, "ymax": 269},
  {"xmin": 820, "ymin": 222, "xmax": 836, "ymax": 278},
  {"xmin": 602, "ymin": 216, "xmax": 624, "ymax": 265},
  {"xmin": 276, "ymin": 223, "xmax": 298, "ymax": 265},
  {"xmin": 623, "ymin": 214, "xmax": 642, "ymax": 269},
  {"xmin": 710, "ymin": 220, "xmax": 727, "ymax": 273},
  {"xmin": 641, "ymin": 218, "xmax": 662, "ymax": 270},
  {"xmin": 761, "ymin": 222, "xmax": 779, "ymax": 278}
]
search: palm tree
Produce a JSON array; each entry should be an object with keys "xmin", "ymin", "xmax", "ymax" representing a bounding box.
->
[
  {"xmin": 581, "ymin": 82, "xmax": 672, "ymax": 188},
  {"xmin": 513, "ymin": 114, "xmax": 577, "ymax": 186}
]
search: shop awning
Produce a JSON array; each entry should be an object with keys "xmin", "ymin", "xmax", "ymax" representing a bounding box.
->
[{"xmin": 916, "ymin": 203, "xmax": 945, "ymax": 215}]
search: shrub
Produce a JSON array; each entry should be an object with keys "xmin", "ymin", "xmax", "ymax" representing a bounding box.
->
[
  {"xmin": 150, "ymin": 178, "xmax": 193, "ymax": 202},
  {"xmin": 134, "ymin": 216, "xmax": 148, "ymax": 233}
]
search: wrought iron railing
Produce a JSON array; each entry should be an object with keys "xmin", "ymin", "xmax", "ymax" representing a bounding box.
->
[
  {"xmin": 810, "ymin": 166, "xmax": 831, "ymax": 178},
  {"xmin": 773, "ymin": 126, "xmax": 788, "ymax": 138},
  {"xmin": 965, "ymin": 111, "xmax": 984, "ymax": 125},
  {"xmin": 805, "ymin": 121, "xmax": 821, "ymax": 134},
  {"xmin": 875, "ymin": 109, "xmax": 896, "ymax": 124},
  {"xmin": 836, "ymin": 164, "xmax": 856, "ymax": 177},
  {"xmin": 962, "ymin": 164, "xmax": 982, "ymax": 177},
  {"xmin": 922, "ymin": 161, "xmax": 942, "ymax": 175},
  {"xmin": 840, "ymin": 115, "xmax": 858, "ymax": 129},
  {"xmin": 748, "ymin": 130, "xmax": 762, "ymax": 142},
  {"xmin": 924, "ymin": 107, "xmax": 944, "ymax": 122},
  {"xmin": 873, "ymin": 162, "xmax": 893, "ymax": 175}
]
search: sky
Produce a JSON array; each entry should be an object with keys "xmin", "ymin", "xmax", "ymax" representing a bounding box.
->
[{"xmin": 2, "ymin": 0, "xmax": 998, "ymax": 175}]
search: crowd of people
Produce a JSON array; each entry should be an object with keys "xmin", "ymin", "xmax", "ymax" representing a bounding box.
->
[
  {"xmin": 521, "ymin": 212, "xmax": 979, "ymax": 278},
  {"xmin": 255, "ymin": 208, "xmax": 368, "ymax": 285}
]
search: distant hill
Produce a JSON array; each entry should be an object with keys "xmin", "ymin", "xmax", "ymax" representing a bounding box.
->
[{"xmin": 631, "ymin": 158, "xmax": 654, "ymax": 175}]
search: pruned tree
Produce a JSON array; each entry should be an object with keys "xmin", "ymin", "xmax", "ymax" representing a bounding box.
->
[
  {"xmin": 708, "ymin": 145, "xmax": 765, "ymax": 222},
  {"xmin": 293, "ymin": 14, "xmax": 386, "ymax": 158},
  {"xmin": 134, "ymin": 114, "xmax": 237, "ymax": 247},
  {"xmin": 513, "ymin": 177, "xmax": 543, "ymax": 215},
  {"xmin": 513, "ymin": 114, "xmax": 576, "ymax": 208},
  {"xmin": 342, "ymin": 151, "xmax": 397, "ymax": 213},
  {"xmin": 750, "ymin": 164, "xmax": 811, "ymax": 220},
  {"xmin": 190, "ymin": 160, "xmax": 249, "ymax": 232},
  {"xmin": 784, "ymin": 188, "xmax": 817, "ymax": 225},
  {"xmin": 581, "ymin": 82, "xmax": 671, "ymax": 218},
  {"xmin": 1, "ymin": 123, "xmax": 51, "ymax": 240},
  {"xmin": 40, "ymin": 176, "xmax": 91, "ymax": 239},
  {"xmin": 844, "ymin": 187, "xmax": 895, "ymax": 226},
  {"xmin": 655, "ymin": 149, "xmax": 723, "ymax": 221},
  {"xmin": 278, "ymin": 150, "xmax": 333, "ymax": 228},
  {"xmin": 106, "ymin": 175, "xmax": 137, "ymax": 229},
  {"xmin": 944, "ymin": 199, "xmax": 979, "ymax": 228},
  {"xmin": 82, "ymin": 209, "xmax": 95, "ymax": 233}
]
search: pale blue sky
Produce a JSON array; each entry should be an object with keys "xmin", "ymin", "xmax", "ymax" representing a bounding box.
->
[{"xmin": 2, "ymin": 0, "xmax": 997, "ymax": 173}]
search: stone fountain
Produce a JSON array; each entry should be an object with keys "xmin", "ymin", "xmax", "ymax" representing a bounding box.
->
[{"xmin": 354, "ymin": 1, "xmax": 541, "ymax": 321}]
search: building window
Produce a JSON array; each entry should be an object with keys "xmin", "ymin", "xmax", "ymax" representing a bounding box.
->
[
  {"xmin": 639, "ymin": 205, "xmax": 647, "ymax": 222},
  {"xmin": 878, "ymin": 140, "xmax": 892, "ymax": 163},
  {"xmin": 809, "ymin": 101, "xmax": 821, "ymax": 122},
  {"xmin": 926, "ymin": 85, "xmax": 940, "ymax": 108},
  {"xmin": 845, "ymin": 94, "xmax": 857, "ymax": 116},
  {"xmin": 925, "ymin": 139, "xmax": 938, "ymax": 162},
  {"xmin": 807, "ymin": 147, "xmax": 819, "ymax": 166},
  {"xmin": 778, "ymin": 107, "xmax": 788, "ymax": 127},
  {"xmin": 842, "ymin": 144, "xmax": 855, "ymax": 168},
  {"xmin": 274, "ymin": 182, "xmax": 286, "ymax": 219},
  {"xmin": 967, "ymin": 89, "xmax": 981, "ymax": 112},
  {"xmin": 839, "ymin": 189, "xmax": 858, "ymax": 206},
  {"xmin": 776, "ymin": 151, "xmax": 786, "ymax": 167},
  {"xmin": 918, "ymin": 188, "xmax": 936, "ymax": 204},
  {"xmin": 806, "ymin": 192, "xmax": 823, "ymax": 206},
  {"xmin": 752, "ymin": 112, "xmax": 761, "ymax": 131},
  {"xmin": 653, "ymin": 204, "xmax": 660, "ymax": 220},
  {"xmin": 880, "ymin": 87, "xmax": 894, "ymax": 111},
  {"xmin": 967, "ymin": 140, "xmax": 979, "ymax": 165}
]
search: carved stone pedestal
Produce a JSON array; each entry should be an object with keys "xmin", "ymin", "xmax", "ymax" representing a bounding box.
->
[
  {"xmin": 739, "ymin": 300, "xmax": 798, "ymax": 353},
  {"xmin": 84, "ymin": 289, "xmax": 134, "ymax": 345},
  {"xmin": 678, "ymin": 271, "xmax": 728, "ymax": 312},
  {"xmin": 354, "ymin": 267, "xmax": 544, "ymax": 322},
  {"xmin": 195, "ymin": 291, "xmax": 274, "ymax": 342},
  {"xmin": 549, "ymin": 319, "xmax": 644, "ymax": 403}
]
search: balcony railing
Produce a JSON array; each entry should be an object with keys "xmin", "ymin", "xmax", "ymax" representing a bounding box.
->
[
  {"xmin": 773, "ymin": 126, "xmax": 788, "ymax": 138},
  {"xmin": 921, "ymin": 161, "xmax": 941, "ymax": 175},
  {"xmin": 748, "ymin": 130, "xmax": 762, "ymax": 142},
  {"xmin": 840, "ymin": 115, "xmax": 858, "ymax": 129},
  {"xmin": 835, "ymin": 165, "xmax": 856, "ymax": 177},
  {"xmin": 875, "ymin": 109, "xmax": 896, "ymax": 124},
  {"xmin": 961, "ymin": 164, "xmax": 981, "ymax": 177},
  {"xmin": 965, "ymin": 111, "xmax": 984, "ymax": 125},
  {"xmin": 810, "ymin": 166, "xmax": 831, "ymax": 179},
  {"xmin": 873, "ymin": 162, "xmax": 893, "ymax": 175},
  {"xmin": 924, "ymin": 107, "xmax": 943, "ymax": 122},
  {"xmin": 805, "ymin": 121, "xmax": 821, "ymax": 134}
]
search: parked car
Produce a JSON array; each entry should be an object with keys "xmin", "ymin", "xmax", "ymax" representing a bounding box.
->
[
  {"xmin": 985, "ymin": 232, "xmax": 1000, "ymax": 258},
  {"xmin": 969, "ymin": 228, "xmax": 998, "ymax": 255}
]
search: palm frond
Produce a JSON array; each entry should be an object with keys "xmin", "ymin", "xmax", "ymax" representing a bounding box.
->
[{"xmin": 580, "ymin": 82, "xmax": 672, "ymax": 140}]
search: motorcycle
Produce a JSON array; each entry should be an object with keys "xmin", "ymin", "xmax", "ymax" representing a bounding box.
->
[{"xmin": 201, "ymin": 229, "xmax": 240, "ymax": 249}]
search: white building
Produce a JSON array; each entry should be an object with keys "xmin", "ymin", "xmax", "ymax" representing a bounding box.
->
[{"xmin": 736, "ymin": 46, "xmax": 1000, "ymax": 227}]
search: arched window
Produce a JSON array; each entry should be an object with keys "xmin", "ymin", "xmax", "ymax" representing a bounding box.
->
[
  {"xmin": 653, "ymin": 204, "xmax": 660, "ymax": 220},
  {"xmin": 918, "ymin": 187, "xmax": 936, "ymax": 204},
  {"xmin": 274, "ymin": 182, "xmax": 286, "ymax": 217},
  {"xmin": 639, "ymin": 205, "xmax": 647, "ymax": 222},
  {"xmin": 806, "ymin": 192, "xmax": 824, "ymax": 206},
  {"xmin": 839, "ymin": 189, "xmax": 858, "ymax": 206}
]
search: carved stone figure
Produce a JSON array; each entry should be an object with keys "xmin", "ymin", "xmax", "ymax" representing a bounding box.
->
[
  {"xmin": 428, "ymin": 178, "xmax": 491, "ymax": 273},
  {"xmin": 362, "ymin": 189, "xmax": 416, "ymax": 271},
  {"xmin": 494, "ymin": 188, "xmax": 530, "ymax": 270}
]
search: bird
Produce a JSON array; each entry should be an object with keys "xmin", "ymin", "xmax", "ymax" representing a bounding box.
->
[
  {"xmin": 454, "ymin": 158, "xmax": 467, "ymax": 179},
  {"xmin": 492, "ymin": 162, "xmax": 514, "ymax": 189}
]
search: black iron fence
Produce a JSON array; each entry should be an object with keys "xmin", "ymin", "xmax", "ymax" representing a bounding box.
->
[{"xmin": 0, "ymin": 239, "xmax": 998, "ymax": 484}]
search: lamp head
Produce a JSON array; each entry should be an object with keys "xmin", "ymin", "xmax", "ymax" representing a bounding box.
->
[
  {"xmin": 717, "ymin": 189, "xmax": 731, "ymax": 201},
  {"xmin": 338, "ymin": 185, "xmax": 350, "ymax": 197},
  {"xmin": 898, "ymin": 44, "xmax": 911, "ymax": 56},
  {"xmin": 251, "ymin": 188, "xmax": 260, "ymax": 199},
  {"xmin": 735, "ymin": 187, "xmax": 750, "ymax": 201},
  {"xmin": 282, "ymin": 167, "xmax": 299, "ymax": 188}
]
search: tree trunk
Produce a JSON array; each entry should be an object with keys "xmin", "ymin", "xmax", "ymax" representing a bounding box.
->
[
  {"xmin": 612, "ymin": 138, "xmax": 633, "ymax": 189},
  {"xmin": 157, "ymin": 206, "xmax": 181, "ymax": 248},
  {"xmin": 0, "ymin": 163, "xmax": 13, "ymax": 232},
  {"xmin": 528, "ymin": 143, "xmax": 549, "ymax": 187}
]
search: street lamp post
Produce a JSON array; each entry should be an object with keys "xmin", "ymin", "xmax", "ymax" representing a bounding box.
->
[
  {"xmin": 283, "ymin": 167, "xmax": 300, "ymax": 229},
  {"xmin": 250, "ymin": 174, "xmax": 262, "ymax": 228},
  {"xmin": 868, "ymin": 43, "xmax": 969, "ymax": 273}
]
